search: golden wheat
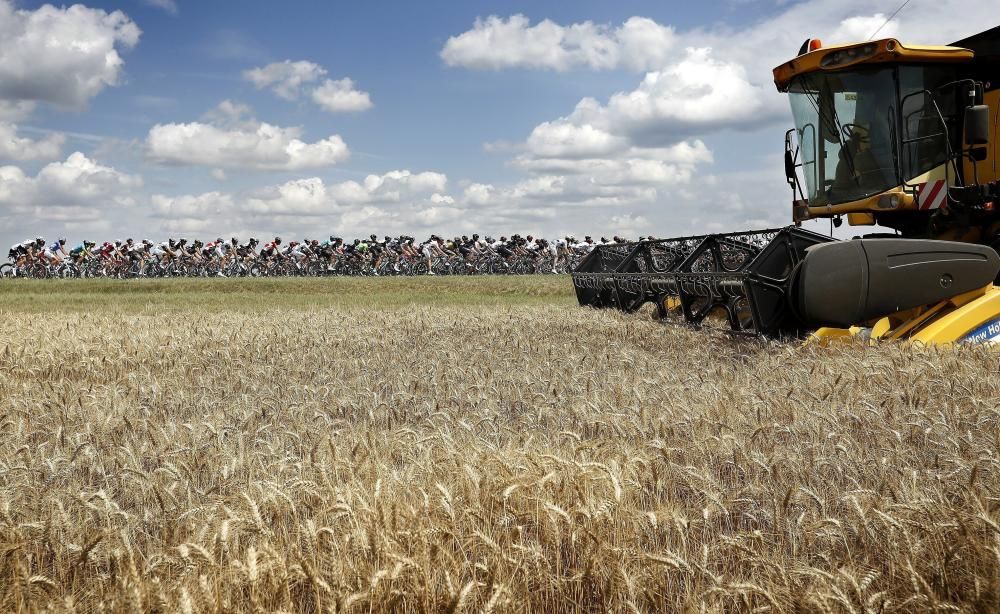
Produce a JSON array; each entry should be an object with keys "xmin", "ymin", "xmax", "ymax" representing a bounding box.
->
[{"xmin": 0, "ymin": 278, "xmax": 998, "ymax": 612}]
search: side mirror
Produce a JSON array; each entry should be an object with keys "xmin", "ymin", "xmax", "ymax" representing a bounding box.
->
[
  {"xmin": 965, "ymin": 105, "xmax": 990, "ymax": 146},
  {"xmin": 784, "ymin": 149, "xmax": 796, "ymax": 183}
]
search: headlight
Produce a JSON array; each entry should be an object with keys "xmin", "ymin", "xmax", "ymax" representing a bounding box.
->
[{"xmin": 820, "ymin": 43, "xmax": 878, "ymax": 68}]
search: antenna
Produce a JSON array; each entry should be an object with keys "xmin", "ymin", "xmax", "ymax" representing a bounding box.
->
[{"xmin": 867, "ymin": 0, "xmax": 913, "ymax": 41}]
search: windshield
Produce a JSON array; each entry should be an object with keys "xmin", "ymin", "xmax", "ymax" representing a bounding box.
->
[{"xmin": 788, "ymin": 67, "xmax": 899, "ymax": 206}]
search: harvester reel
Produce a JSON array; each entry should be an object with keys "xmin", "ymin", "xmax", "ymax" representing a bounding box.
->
[{"xmin": 571, "ymin": 227, "xmax": 832, "ymax": 337}]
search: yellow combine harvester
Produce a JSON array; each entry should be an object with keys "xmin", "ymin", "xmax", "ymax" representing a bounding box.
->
[{"xmin": 572, "ymin": 26, "xmax": 1000, "ymax": 344}]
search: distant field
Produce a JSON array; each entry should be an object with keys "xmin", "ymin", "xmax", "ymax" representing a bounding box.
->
[
  {"xmin": 1, "ymin": 276, "xmax": 999, "ymax": 612},
  {"xmin": 0, "ymin": 275, "xmax": 575, "ymax": 312}
]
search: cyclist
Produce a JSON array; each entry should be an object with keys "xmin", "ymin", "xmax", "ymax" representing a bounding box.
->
[
  {"xmin": 69, "ymin": 240, "xmax": 95, "ymax": 264},
  {"xmin": 260, "ymin": 237, "xmax": 282, "ymax": 261}
]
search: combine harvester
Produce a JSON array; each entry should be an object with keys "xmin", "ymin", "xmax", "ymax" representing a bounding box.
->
[{"xmin": 573, "ymin": 26, "xmax": 1000, "ymax": 344}]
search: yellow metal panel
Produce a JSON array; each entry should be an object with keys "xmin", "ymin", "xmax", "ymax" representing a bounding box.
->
[
  {"xmin": 773, "ymin": 39, "xmax": 973, "ymax": 90},
  {"xmin": 800, "ymin": 163, "xmax": 949, "ymax": 221},
  {"xmin": 870, "ymin": 318, "xmax": 892, "ymax": 340},
  {"xmin": 909, "ymin": 286, "xmax": 1000, "ymax": 344},
  {"xmin": 847, "ymin": 212, "xmax": 875, "ymax": 226}
]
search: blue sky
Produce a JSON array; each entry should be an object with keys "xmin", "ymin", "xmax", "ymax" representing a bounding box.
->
[{"xmin": 0, "ymin": 0, "xmax": 993, "ymax": 247}]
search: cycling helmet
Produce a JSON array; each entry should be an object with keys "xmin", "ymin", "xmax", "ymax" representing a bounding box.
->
[
  {"xmin": 58, "ymin": 238, "xmax": 66, "ymax": 245},
  {"xmin": 35, "ymin": 237, "xmax": 45, "ymax": 245},
  {"xmin": 370, "ymin": 234, "xmax": 377, "ymax": 241},
  {"xmin": 274, "ymin": 237, "xmax": 282, "ymax": 245}
]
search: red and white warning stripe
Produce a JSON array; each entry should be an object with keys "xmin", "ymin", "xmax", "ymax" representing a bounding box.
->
[{"xmin": 916, "ymin": 180, "xmax": 948, "ymax": 211}]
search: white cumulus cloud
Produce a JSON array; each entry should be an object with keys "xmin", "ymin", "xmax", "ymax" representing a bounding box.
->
[
  {"xmin": 144, "ymin": 170, "xmax": 453, "ymax": 238},
  {"xmin": 0, "ymin": 123, "xmax": 64, "ymax": 161},
  {"xmin": 569, "ymin": 47, "xmax": 780, "ymax": 143},
  {"xmin": 146, "ymin": 101, "xmax": 350, "ymax": 171},
  {"xmin": 244, "ymin": 60, "xmax": 373, "ymax": 113},
  {"xmin": 243, "ymin": 60, "xmax": 327, "ymax": 100},
  {"xmin": 311, "ymin": 78, "xmax": 373, "ymax": 113},
  {"xmin": 0, "ymin": 0, "xmax": 140, "ymax": 109},
  {"xmin": 246, "ymin": 170, "xmax": 448, "ymax": 216},
  {"xmin": 441, "ymin": 15, "xmax": 674, "ymax": 71},
  {"xmin": 0, "ymin": 152, "xmax": 141, "ymax": 227}
]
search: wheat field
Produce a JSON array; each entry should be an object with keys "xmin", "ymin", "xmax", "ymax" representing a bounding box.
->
[{"xmin": 0, "ymin": 277, "xmax": 998, "ymax": 612}]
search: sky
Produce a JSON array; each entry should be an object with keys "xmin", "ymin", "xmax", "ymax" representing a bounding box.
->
[{"xmin": 0, "ymin": 0, "xmax": 996, "ymax": 248}]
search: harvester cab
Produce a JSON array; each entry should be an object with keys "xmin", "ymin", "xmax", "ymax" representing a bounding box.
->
[
  {"xmin": 571, "ymin": 25, "xmax": 1000, "ymax": 345},
  {"xmin": 774, "ymin": 27, "xmax": 1000, "ymax": 245}
]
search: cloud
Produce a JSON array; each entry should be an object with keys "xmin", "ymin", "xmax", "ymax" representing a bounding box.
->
[
  {"xmin": 525, "ymin": 122, "xmax": 627, "ymax": 158},
  {"xmin": 144, "ymin": 170, "xmax": 452, "ymax": 237},
  {"xmin": 145, "ymin": 101, "xmax": 350, "ymax": 171},
  {"xmin": 0, "ymin": 101, "xmax": 34, "ymax": 122},
  {"xmin": 0, "ymin": 123, "xmax": 64, "ymax": 161},
  {"xmin": 441, "ymin": 15, "xmax": 674, "ymax": 71},
  {"xmin": 552, "ymin": 47, "xmax": 781, "ymax": 147},
  {"xmin": 243, "ymin": 60, "xmax": 326, "ymax": 100},
  {"xmin": 151, "ymin": 192, "xmax": 233, "ymax": 234},
  {"xmin": 0, "ymin": 152, "xmax": 141, "ymax": 227},
  {"xmin": 246, "ymin": 170, "xmax": 448, "ymax": 216},
  {"xmin": 0, "ymin": 0, "xmax": 140, "ymax": 109},
  {"xmin": 143, "ymin": 0, "xmax": 178, "ymax": 15},
  {"xmin": 244, "ymin": 61, "xmax": 373, "ymax": 113},
  {"xmin": 311, "ymin": 78, "xmax": 373, "ymax": 113}
]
